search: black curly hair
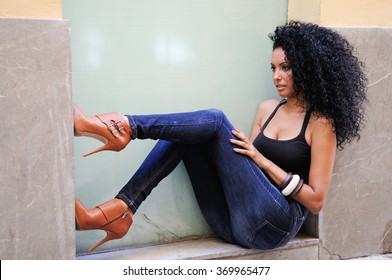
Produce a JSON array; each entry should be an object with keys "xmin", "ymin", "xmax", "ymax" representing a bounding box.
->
[{"xmin": 269, "ymin": 21, "xmax": 367, "ymax": 149}]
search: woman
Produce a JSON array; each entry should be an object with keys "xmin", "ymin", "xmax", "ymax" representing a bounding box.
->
[{"xmin": 74, "ymin": 21, "xmax": 367, "ymax": 252}]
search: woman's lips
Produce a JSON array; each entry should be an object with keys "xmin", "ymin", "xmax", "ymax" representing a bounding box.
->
[{"xmin": 276, "ymin": 84, "xmax": 286, "ymax": 91}]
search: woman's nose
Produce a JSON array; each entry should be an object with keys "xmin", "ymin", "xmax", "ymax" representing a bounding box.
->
[{"xmin": 273, "ymin": 70, "xmax": 281, "ymax": 80}]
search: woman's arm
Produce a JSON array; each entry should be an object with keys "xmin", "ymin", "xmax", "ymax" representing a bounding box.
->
[{"xmin": 291, "ymin": 117, "xmax": 336, "ymax": 214}]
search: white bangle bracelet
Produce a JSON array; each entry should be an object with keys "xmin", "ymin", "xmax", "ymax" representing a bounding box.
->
[{"xmin": 281, "ymin": 174, "xmax": 300, "ymax": 196}]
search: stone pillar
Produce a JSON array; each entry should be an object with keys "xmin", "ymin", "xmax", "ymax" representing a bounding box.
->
[
  {"xmin": 0, "ymin": 18, "xmax": 74, "ymax": 259},
  {"xmin": 319, "ymin": 27, "xmax": 392, "ymax": 259}
]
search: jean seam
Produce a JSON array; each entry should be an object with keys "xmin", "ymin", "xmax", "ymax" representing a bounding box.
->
[
  {"xmin": 245, "ymin": 147, "xmax": 294, "ymax": 220},
  {"xmin": 247, "ymin": 219, "xmax": 291, "ymax": 249},
  {"xmin": 127, "ymin": 144, "xmax": 183, "ymax": 210}
]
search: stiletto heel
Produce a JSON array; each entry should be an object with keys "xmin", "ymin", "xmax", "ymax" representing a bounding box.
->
[
  {"xmin": 89, "ymin": 231, "xmax": 122, "ymax": 252},
  {"xmin": 75, "ymin": 198, "xmax": 133, "ymax": 252},
  {"xmin": 73, "ymin": 104, "xmax": 132, "ymax": 157}
]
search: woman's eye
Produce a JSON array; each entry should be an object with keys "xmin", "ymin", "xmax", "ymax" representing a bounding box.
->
[{"xmin": 282, "ymin": 65, "xmax": 291, "ymax": 71}]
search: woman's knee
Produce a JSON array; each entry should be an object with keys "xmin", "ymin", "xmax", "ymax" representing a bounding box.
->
[
  {"xmin": 205, "ymin": 109, "xmax": 230, "ymax": 127},
  {"xmin": 206, "ymin": 108, "xmax": 225, "ymax": 119}
]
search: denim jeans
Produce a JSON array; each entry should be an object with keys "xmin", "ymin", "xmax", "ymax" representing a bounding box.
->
[{"xmin": 115, "ymin": 109, "xmax": 307, "ymax": 250}]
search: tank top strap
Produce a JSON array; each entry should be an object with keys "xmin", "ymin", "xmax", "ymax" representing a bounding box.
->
[
  {"xmin": 299, "ymin": 109, "xmax": 312, "ymax": 139},
  {"xmin": 261, "ymin": 99, "xmax": 287, "ymax": 132},
  {"xmin": 261, "ymin": 99, "xmax": 312, "ymax": 140}
]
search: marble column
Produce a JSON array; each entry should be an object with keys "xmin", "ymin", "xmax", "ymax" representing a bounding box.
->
[
  {"xmin": 0, "ymin": 18, "xmax": 74, "ymax": 259},
  {"xmin": 319, "ymin": 27, "xmax": 392, "ymax": 259}
]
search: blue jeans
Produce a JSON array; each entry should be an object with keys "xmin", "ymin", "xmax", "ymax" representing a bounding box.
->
[{"xmin": 115, "ymin": 109, "xmax": 307, "ymax": 250}]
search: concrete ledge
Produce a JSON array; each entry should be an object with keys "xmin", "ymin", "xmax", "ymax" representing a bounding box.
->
[{"xmin": 76, "ymin": 234, "xmax": 319, "ymax": 260}]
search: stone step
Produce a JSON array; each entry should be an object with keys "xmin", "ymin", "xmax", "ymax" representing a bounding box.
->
[{"xmin": 76, "ymin": 234, "xmax": 319, "ymax": 260}]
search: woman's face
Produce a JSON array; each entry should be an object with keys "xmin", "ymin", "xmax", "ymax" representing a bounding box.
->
[{"xmin": 270, "ymin": 47, "xmax": 295, "ymax": 98}]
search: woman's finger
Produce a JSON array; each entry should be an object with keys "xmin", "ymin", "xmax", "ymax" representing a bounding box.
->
[
  {"xmin": 230, "ymin": 138, "xmax": 246, "ymax": 148},
  {"xmin": 232, "ymin": 128, "xmax": 249, "ymax": 143}
]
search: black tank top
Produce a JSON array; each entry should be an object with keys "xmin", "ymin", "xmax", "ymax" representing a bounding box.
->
[{"xmin": 253, "ymin": 100, "xmax": 311, "ymax": 184}]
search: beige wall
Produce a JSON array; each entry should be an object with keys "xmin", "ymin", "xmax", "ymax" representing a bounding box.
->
[
  {"xmin": 7, "ymin": 0, "xmax": 391, "ymax": 25},
  {"xmin": 288, "ymin": 0, "xmax": 321, "ymax": 24},
  {"xmin": 289, "ymin": 0, "xmax": 392, "ymax": 26},
  {"xmin": 0, "ymin": 0, "xmax": 62, "ymax": 19}
]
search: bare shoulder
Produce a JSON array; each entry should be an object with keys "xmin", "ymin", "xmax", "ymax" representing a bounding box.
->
[
  {"xmin": 250, "ymin": 99, "xmax": 281, "ymax": 141},
  {"xmin": 257, "ymin": 99, "xmax": 281, "ymax": 115},
  {"xmin": 308, "ymin": 114, "xmax": 336, "ymax": 145},
  {"xmin": 310, "ymin": 115, "xmax": 334, "ymax": 130}
]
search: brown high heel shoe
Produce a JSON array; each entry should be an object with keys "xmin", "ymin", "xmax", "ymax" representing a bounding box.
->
[
  {"xmin": 73, "ymin": 104, "xmax": 132, "ymax": 157},
  {"xmin": 75, "ymin": 198, "xmax": 133, "ymax": 252}
]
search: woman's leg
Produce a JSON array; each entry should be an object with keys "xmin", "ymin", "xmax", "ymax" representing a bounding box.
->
[
  {"xmin": 75, "ymin": 108, "xmax": 240, "ymax": 251},
  {"xmin": 116, "ymin": 109, "xmax": 232, "ymax": 213},
  {"xmin": 116, "ymin": 109, "xmax": 239, "ymax": 243},
  {"xmin": 116, "ymin": 140, "xmax": 236, "ymax": 244},
  {"xmin": 126, "ymin": 109, "xmax": 228, "ymax": 144},
  {"xmin": 116, "ymin": 140, "xmax": 185, "ymax": 214},
  {"xmin": 182, "ymin": 144, "xmax": 235, "ymax": 243},
  {"xmin": 120, "ymin": 109, "xmax": 306, "ymax": 249}
]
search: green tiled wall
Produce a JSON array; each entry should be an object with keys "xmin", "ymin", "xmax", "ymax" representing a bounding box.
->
[{"xmin": 63, "ymin": 0, "xmax": 287, "ymax": 253}]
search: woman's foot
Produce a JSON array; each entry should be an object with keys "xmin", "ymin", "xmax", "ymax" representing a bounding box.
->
[
  {"xmin": 73, "ymin": 104, "xmax": 132, "ymax": 157},
  {"xmin": 75, "ymin": 198, "xmax": 133, "ymax": 252}
]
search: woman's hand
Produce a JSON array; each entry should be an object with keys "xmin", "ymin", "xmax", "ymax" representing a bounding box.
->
[{"xmin": 230, "ymin": 128, "xmax": 269, "ymax": 170}]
